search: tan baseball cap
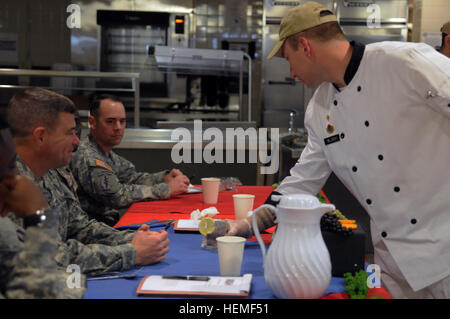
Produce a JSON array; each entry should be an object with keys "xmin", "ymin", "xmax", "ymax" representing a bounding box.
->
[
  {"xmin": 441, "ymin": 21, "xmax": 450, "ymax": 34},
  {"xmin": 267, "ymin": 1, "xmax": 338, "ymax": 59}
]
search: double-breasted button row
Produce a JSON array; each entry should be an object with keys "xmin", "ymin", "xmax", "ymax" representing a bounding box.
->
[
  {"xmin": 333, "ymin": 86, "xmax": 362, "ymax": 107},
  {"xmin": 353, "ymin": 84, "xmax": 419, "ymax": 240},
  {"xmin": 381, "ymin": 218, "xmax": 418, "ymax": 238}
]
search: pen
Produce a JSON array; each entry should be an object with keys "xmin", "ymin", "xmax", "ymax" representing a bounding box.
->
[
  {"xmin": 162, "ymin": 275, "xmax": 210, "ymax": 281},
  {"xmin": 164, "ymin": 223, "xmax": 171, "ymax": 231}
]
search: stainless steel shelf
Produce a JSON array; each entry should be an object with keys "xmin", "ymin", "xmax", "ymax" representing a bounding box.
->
[{"xmin": 0, "ymin": 68, "xmax": 142, "ymax": 128}]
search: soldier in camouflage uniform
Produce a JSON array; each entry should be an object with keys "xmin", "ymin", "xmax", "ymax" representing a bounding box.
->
[
  {"xmin": 70, "ymin": 94, "xmax": 190, "ymax": 225},
  {"xmin": 56, "ymin": 165, "xmax": 123, "ymax": 227},
  {"xmin": 58, "ymin": 110, "xmax": 124, "ymax": 225},
  {"xmin": 0, "ymin": 212, "xmax": 86, "ymax": 299},
  {"xmin": 15, "ymin": 157, "xmax": 139, "ymax": 276},
  {"xmin": 7, "ymin": 88, "xmax": 170, "ymax": 276},
  {"xmin": 0, "ymin": 117, "xmax": 85, "ymax": 298}
]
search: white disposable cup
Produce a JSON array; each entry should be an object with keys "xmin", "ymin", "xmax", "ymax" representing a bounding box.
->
[
  {"xmin": 201, "ymin": 177, "xmax": 220, "ymax": 204},
  {"xmin": 216, "ymin": 236, "xmax": 246, "ymax": 276},
  {"xmin": 232, "ymin": 194, "xmax": 255, "ymax": 219}
]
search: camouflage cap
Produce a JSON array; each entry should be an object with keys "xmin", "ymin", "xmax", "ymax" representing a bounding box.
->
[
  {"xmin": 441, "ymin": 21, "xmax": 450, "ymax": 34},
  {"xmin": 267, "ymin": 1, "xmax": 337, "ymax": 59}
]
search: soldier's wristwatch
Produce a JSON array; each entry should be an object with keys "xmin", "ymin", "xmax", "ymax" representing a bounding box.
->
[{"xmin": 23, "ymin": 208, "xmax": 49, "ymax": 228}]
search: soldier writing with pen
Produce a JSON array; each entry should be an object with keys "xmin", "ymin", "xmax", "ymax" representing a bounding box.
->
[{"xmin": 70, "ymin": 94, "xmax": 190, "ymax": 226}]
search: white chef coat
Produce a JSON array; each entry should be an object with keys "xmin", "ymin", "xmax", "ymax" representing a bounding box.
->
[{"xmin": 277, "ymin": 41, "xmax": 450, "ymax": 292}]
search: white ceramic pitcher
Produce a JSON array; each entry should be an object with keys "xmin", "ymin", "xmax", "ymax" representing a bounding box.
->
[{"xmin": 252, "ymin": 193, "xmax": 335, "ymax": 299}]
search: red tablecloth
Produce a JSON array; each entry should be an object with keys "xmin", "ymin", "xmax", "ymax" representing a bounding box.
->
[
  {"xmin": 323, "ymin": 287, "xmax": 392, "ymax": 299},
  {"xmin": 114, "ymin": 185, "xmax": 277, "ymax": 243},
  {"xmin": 115, "ymin": 186, "xmax": 331, "ymax": 227},
  {"xmin": 114, "ymin": 185, "xmax": 274, "ymax": 227}
]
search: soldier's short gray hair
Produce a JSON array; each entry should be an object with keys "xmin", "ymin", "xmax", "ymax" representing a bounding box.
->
[{"xmin": 7, "ymin": 88, "xmax": 77, "ymax": 139}]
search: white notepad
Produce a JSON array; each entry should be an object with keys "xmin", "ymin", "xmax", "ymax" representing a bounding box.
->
[
  {"xmin": 137, "ymin": 274, "xmax": 252, "ymax": 297},
  {"xmin": 175, "ymin": 219, "xmax": 200, "ymax": 230}
]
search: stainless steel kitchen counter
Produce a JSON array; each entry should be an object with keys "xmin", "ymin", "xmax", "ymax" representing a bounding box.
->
[
  {"xmin": 114, "ymin": 129, "xmax": 179, "ymax": 149},
  {"xmin": 111, "ymin": 127, "xmax": 266, "ymax": 150}
]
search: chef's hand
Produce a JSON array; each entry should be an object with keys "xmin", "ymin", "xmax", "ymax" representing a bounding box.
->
[
  {"xmin": 132, "ymin": 225, "xmax": 170, "ymax": 265},
  {"xmin": 0, "ymin": 175, "xmax": 49, "ymax": 218},
  {"xmin": 226, "ymin": 207, "xmax": 277, "ymax": 238},
  {"xmin": 167, "ymin": 173, "xmax": 189, "ymax": 196},
  {"xmin": 226, "ymin": 218, "xmax": 254, "ymax": 238}
]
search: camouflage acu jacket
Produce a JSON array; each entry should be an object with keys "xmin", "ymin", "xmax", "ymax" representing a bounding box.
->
[
  {"xmin": 70, "ymin": 134, "xmax": 170, "ymax": 225},
  {"xmin": 14, "ymin": 156, "xmax": 137, "ymax": 276},
  {"xmin": 0, "ymin": 211, "xmax": 85, "ymax": 298}
]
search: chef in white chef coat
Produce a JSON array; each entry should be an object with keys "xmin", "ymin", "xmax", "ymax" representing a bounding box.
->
[{"xmin": 226, "ymin": 2, "xmax": 450, "ymax": 299}]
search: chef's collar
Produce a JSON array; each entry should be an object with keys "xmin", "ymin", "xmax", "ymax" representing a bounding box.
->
[{"xmin": 333, "ymin": 41, "xmax": 365, "ymax": 92}]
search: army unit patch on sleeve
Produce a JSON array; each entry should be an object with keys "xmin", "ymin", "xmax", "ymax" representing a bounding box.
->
[{"xmin": 95, "ymin": 159, "xmax": 113, "ymax": 172}]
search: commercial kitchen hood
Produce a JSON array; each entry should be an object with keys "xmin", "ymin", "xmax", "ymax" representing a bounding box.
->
[
  {"xmin": 153, "ymin": 46, "xmax": 253, "ymax": 121},
  {"xmin": 154, "ymin": 46, "xmax": 245, "ymax": 75}
]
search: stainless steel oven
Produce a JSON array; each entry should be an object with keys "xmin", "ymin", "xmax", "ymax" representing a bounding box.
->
[{"xmin": 97, "ymin": 10, "xmax": 191, "ymax": 99}]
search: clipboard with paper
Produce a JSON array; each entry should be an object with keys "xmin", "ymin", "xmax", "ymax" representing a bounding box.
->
[{"xmin": 136, "ymin": 274, "xmax": 252, "ymax": 298}]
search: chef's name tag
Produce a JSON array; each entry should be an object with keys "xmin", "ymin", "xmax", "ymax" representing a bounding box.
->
[{"xmin": 324, "ymin": 134, "xmax": 340, "ymax": 146}]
